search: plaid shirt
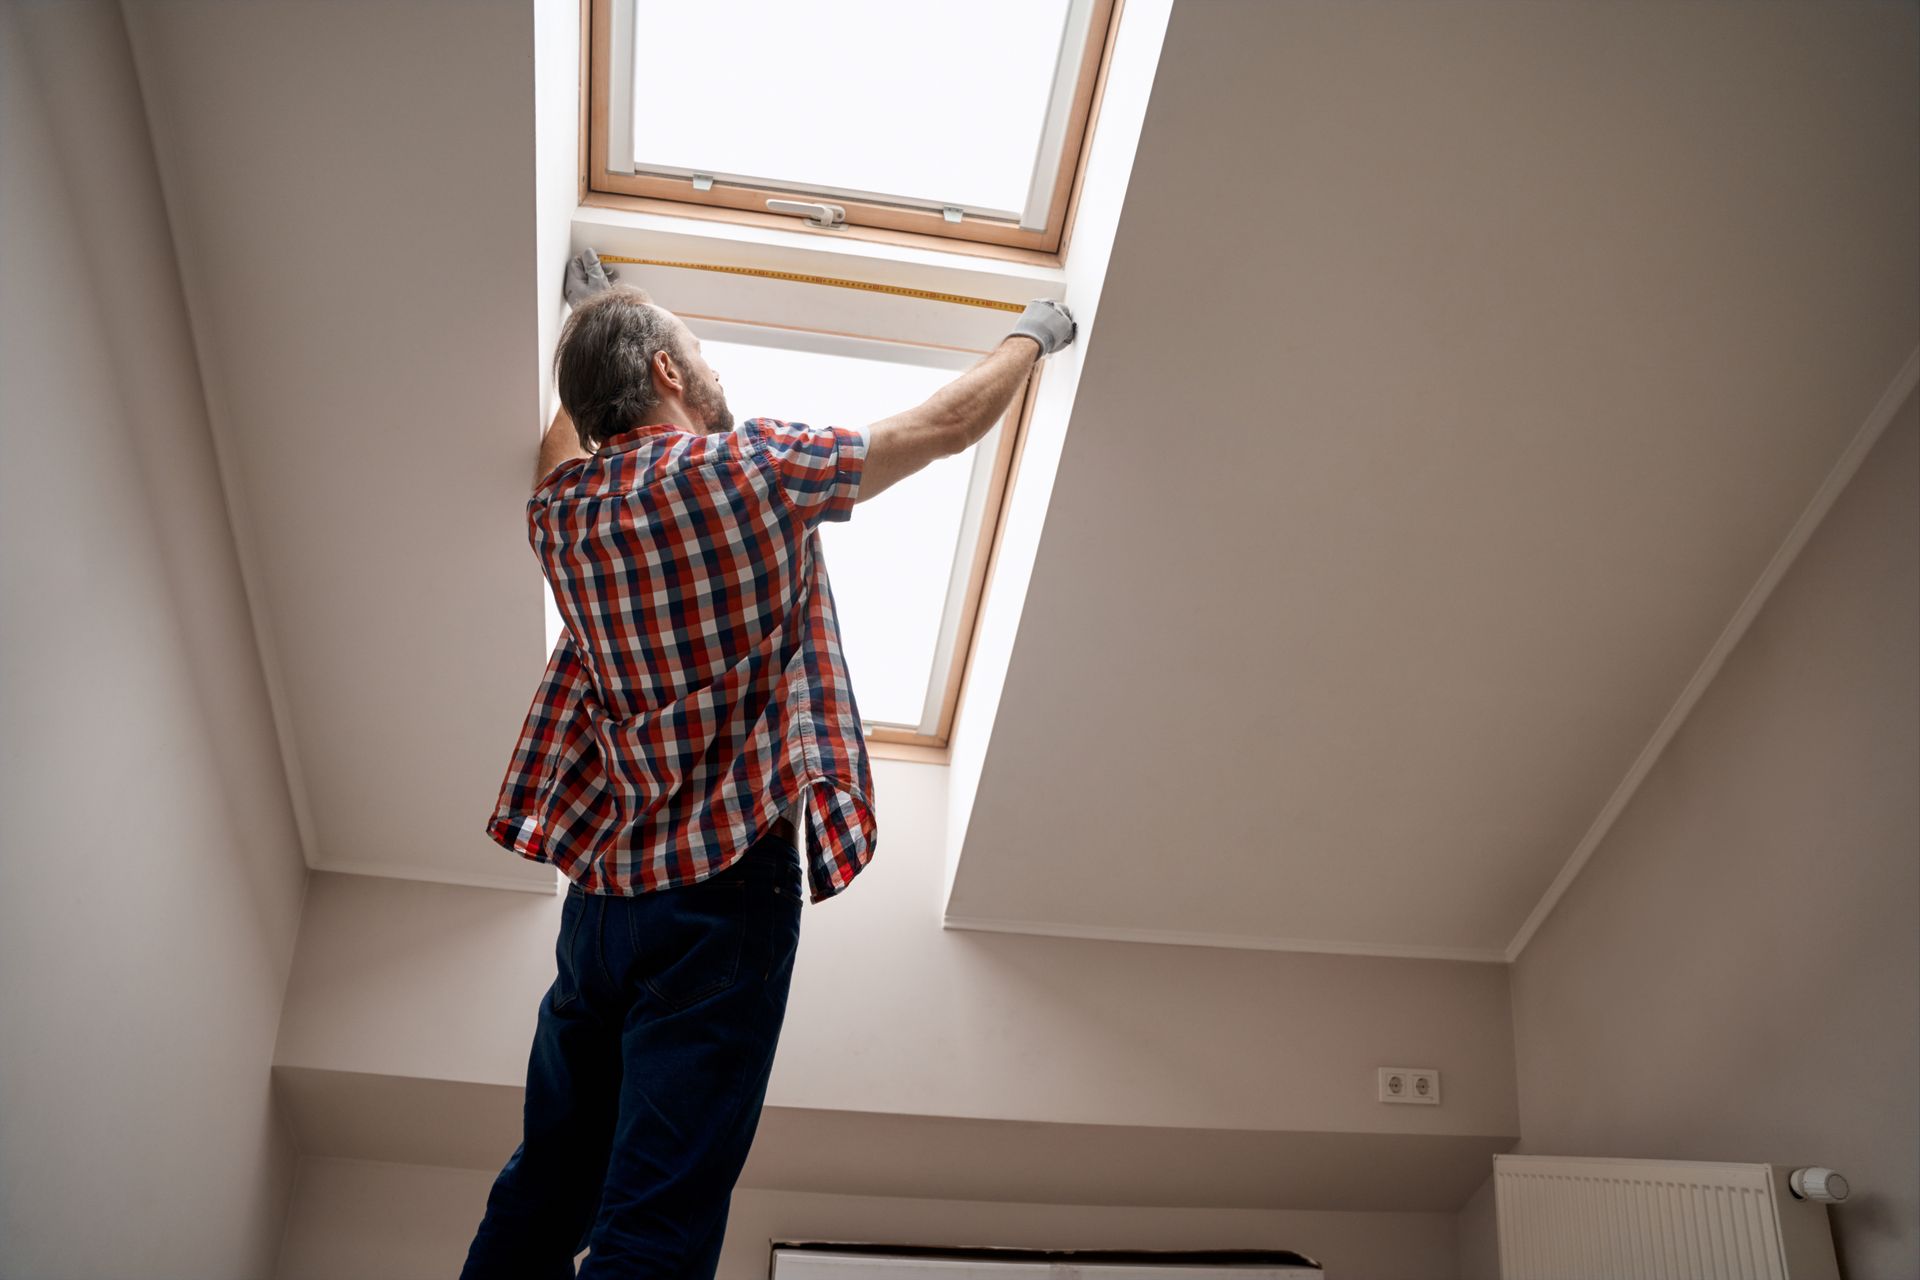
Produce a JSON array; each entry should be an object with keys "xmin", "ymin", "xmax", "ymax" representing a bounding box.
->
[{"xmin": 487, "ymin": 417, "xmax": 876, "ymax": 903}]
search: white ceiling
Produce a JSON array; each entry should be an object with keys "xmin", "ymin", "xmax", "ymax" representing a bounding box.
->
[
  {"xmin": 123, "ymin": 0, "xmax": 1919, "ymax": 955},
  {"xmin": 949, "ymin": 0, "xmax": 1919, "ymax": 957},
  {"xmin": 125, "ymin": 0, "xmax": 556, "ymax": 892}
]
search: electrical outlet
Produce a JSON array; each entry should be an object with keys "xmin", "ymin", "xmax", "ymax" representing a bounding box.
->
[{"xmin": 1378, "ymin": 1067, "xmax": 1441, "ymax": 1105}]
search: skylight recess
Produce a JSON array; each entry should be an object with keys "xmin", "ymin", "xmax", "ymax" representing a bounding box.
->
[{"xmin": 591, "ymin": 0, "xmax": 1117, "ymax": 252}]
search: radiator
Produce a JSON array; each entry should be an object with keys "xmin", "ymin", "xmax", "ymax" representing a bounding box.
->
[
  {"xmin": 771, "ymin": 1245, "xmax": 1321, "ymax": 1278},
  {"xmin": 1494, "ymin": 1155, "xmax": 1845, "ymax": 1280}
]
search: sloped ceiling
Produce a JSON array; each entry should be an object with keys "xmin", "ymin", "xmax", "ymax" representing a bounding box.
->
[
  {"xmin": 949, "ymin": 0, "xmax": 1919, "ymax": 956},
  {"xmin": 125, "ymin": 0, "xmax": 555, "ymax": 891},
  {"xmin": 124, "ymin": 0, "xmax": 1919, "ymax": 956}
]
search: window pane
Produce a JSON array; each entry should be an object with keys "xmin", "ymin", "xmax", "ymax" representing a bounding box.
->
[
  {"xmin": 630, "ymin": 0, "xmax": 1072, "ymax": 215},
  {"xmin": 693, "ymin": 327, "xmax": 978, "ymax": 728}
]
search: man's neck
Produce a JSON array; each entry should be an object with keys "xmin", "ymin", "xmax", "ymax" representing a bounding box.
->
[{"xmin": 632, "ymin": 394, "xmax": 699, "ymax": 433}]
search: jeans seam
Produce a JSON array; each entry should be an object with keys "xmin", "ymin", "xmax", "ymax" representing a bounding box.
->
[
  {"xmin": 554, "ymin": 899, "xmax": 582, "ymax": 1011},
  {"xmin": 592, "ymin": 893, "xmax": 613, "ymax": 995}
]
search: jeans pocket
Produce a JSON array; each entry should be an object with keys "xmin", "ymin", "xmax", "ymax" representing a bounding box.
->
[{"xmin": 641, "ymin": 876, "xmax": 752, "ymax": 1012}]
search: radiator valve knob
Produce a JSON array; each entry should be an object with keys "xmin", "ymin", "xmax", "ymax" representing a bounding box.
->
[{"xmin": 1789, "ymin": 1167, "xmax": 1849, "ymax": 1202}]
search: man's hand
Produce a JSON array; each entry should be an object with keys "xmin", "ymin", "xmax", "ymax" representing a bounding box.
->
[
  {"xmin": 1008, "ymin": 299, "xmax": 1076, "ymax": 356},
  {"xmin": 564, "ymin": 248, "xmax": 619, "ymax": 309}
]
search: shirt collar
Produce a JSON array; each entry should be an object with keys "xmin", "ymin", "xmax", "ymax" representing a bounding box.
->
[{"xmin": 597, "ymin": 422, "xmax": 691, "ymax": 456}]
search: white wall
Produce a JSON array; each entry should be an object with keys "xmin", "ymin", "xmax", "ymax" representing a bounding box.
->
[
  {"xmin": 1451, "ymin": 1174, "xmax": 1497, "ymax": 1280},
  {"xmin": 273, "ymin": 1156, "xmax": 1462, "ymax": 1280},
  {"xmin": 277, "ymin": 763, "xmax": 1519, "ymax": 1141},
  {"xmin": 0, "ymin": 3, "xmax": 308, "ymax": 1275},
  {"xmin": 1509, "ymin": 395, "xmax": 1920, "ymax": 1278},
  {"xmin": 270, "ymin": 751, "xmax": 1511, "ymax": 1249}
]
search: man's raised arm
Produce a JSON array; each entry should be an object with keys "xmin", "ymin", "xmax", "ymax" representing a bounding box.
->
[
  {"xmin": 532, "ymin": 249, "xmax": 623, "ymax": 490},
  {"xmin": 860, "ymin": 300, "xmax": 1076, "ymax": 502},
  {"xmin": 534, "ymin": 406, "xmax": 589, "ymax": 490}
]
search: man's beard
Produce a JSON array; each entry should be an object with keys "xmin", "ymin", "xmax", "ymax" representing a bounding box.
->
[{"xmin": 688, "ymin": 372, "xmax": 733, "ymax": 435}]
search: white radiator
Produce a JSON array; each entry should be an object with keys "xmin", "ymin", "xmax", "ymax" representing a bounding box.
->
[
  {"xmin": 771, "ymin": 1246, "xmax": 1320, "ymax": 1278},
  {"xmin": 1494, "ymin": 1155, "xmax": 1845, "ymax": 1280}
]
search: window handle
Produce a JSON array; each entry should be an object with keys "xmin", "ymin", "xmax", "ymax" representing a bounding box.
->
[{"xmin": 766, "ymin": 199, "xmax": 846, "ymax": 230}]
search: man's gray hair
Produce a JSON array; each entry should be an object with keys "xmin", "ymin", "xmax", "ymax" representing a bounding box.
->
[{"xmin": 554, "ymin": 285, "xmax": 684, "ymax": 450}]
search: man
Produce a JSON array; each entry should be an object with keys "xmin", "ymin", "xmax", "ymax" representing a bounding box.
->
[{"xmin": 462, "ymin": 249, "xmax": 1075, "ymax": 1278}]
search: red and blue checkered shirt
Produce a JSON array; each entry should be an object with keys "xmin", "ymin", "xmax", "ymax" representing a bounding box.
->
[{"xmin": 487, "ymin": 417, "xmax": 876, "ymax": 903}]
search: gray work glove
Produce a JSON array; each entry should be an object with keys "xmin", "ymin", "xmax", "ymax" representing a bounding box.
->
[
  {"xmin": 564, "ymin": 248, "xmax": 619, "ymax": 308},
  {"xmin": 1009, "ymin": 299, "xmax": 1076, "ymax": 356}
]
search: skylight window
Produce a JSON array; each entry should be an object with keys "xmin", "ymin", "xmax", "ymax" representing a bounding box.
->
[
  {"xmin": 561, "ymin": 0, "xmax": 1163, "ymax": 761},
  {"xmin": 590, "ymin": 0, "xmax": 1118, "ymax": 252},
  {"xmin": 692, "ymin": 320, "xmax": 1014, "ymax": 742}
]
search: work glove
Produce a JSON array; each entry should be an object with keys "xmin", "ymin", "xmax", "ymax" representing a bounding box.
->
[
  {"xmin": 564, "ymin": 248, "xmax": 619, "ymax": 308},
  {"xmin": 1009, "ymin": 299, "xmax": 1076, "ymax": 356}
]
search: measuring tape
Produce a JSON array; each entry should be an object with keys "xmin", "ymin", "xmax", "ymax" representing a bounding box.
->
[{"xmin": 593, "ymin": 255, "xmax": 1026, "ymax": 315}]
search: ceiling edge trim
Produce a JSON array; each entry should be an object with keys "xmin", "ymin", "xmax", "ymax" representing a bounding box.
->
[
  {"xmin": 1504, "ymin": 345, "xmax": 1920, "ymax": 965},
  {"xmin": 943, "ymin": 913, "xmax": 1508, "ymax": 963},
  {"xmin": 311, "ymin": 856, "xmax": 560, "ymax": 897}
]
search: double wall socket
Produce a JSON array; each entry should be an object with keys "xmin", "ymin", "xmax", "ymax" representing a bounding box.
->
[{"xmin": 1378, "ymin": 1067, "xmax": 1440, "ymax": 1105}]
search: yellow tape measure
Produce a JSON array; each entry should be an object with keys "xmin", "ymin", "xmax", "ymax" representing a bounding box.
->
[{"xmin": 594, "ymin": 255, "xmax": 1026, "ymax": 315}]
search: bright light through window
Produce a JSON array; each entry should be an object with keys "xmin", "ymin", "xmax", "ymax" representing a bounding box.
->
[
  {"xmin": 624, "ymin": 0, "xmax": 1072, "ymax": 217},
  {"xmin": 692, "ymin": 322, "xmax": 990, "ymax": 729},
  {"xmin": 538, "ymin": 310, "xmax": 1020, "ymax": 744}
]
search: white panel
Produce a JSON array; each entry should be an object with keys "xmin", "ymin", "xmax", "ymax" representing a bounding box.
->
[
  {"xmin": 775, "ymin": 1255, "xmax": 1051, "ymax": 1279},
  {"xmin": 1492, "ymin": 1156, "xmax": 1840, "ymax": 1280},
  {"xmin": 772, "ymin": 1251, "xmax": 1320, "ymax": 1279}
]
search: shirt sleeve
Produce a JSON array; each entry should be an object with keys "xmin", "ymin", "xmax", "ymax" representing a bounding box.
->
[{"xmin": 748, "ymin": 417, "xmax": 866, "ymax": 526}]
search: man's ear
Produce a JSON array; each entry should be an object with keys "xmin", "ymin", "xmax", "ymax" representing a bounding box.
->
[{"xmin": 652, "ymin": 346, "xmax": 684, "ymax": 396}]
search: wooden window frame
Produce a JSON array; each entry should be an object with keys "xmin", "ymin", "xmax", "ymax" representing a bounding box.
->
[{"xmin": 586, "ymin": 0, "xmax": 1121, "ymax": 258}]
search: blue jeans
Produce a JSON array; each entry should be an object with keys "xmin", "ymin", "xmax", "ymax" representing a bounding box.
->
[{"xmin": 461, "ymin": 830, "xmax": 803, "ymax": 1278}]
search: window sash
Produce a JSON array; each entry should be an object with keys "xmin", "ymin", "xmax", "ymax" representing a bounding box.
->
[{"xmin": 588, "ymin": 0, "xmax": 1118, "ymax": 255}]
